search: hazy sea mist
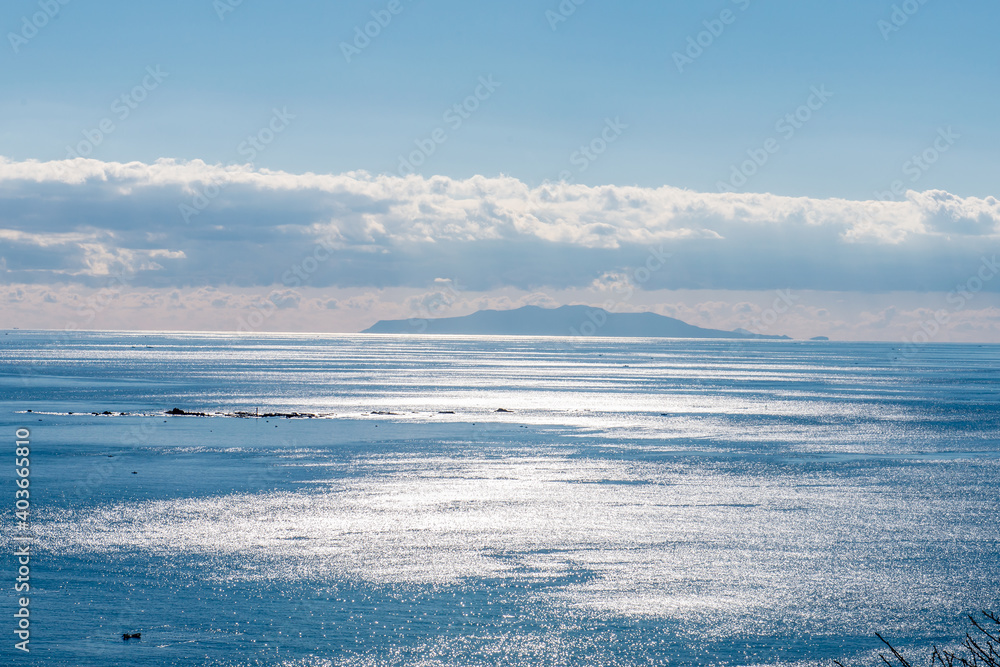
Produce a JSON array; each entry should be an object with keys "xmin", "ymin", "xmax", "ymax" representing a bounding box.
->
[{"xmin": 2, "ymin": 331, "xmax": 998, "ymax": 666}]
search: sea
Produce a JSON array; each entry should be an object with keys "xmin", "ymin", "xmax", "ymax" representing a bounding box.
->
[{"xmin": 1, "ymin": 331, "xmax": 998, "ymax": 666}]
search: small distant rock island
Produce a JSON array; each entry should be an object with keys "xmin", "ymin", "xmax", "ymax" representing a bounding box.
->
[{"xmin": 362, "ymin": 305, "xmax": 792, "ymax": 340}]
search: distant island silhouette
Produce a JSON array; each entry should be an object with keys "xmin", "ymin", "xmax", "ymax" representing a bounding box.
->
[{"xmin": 362, "ymin": 305, "xmax": 792, "ymax": 339}]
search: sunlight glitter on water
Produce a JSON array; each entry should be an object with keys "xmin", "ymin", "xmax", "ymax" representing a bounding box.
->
[
  {"xmin": 33, "ymin": 449, "xmax": 1000, "ymax": 642},
  {"xmin": 3, "ymin": 332, "xmax": 999, "ymax": 666}
]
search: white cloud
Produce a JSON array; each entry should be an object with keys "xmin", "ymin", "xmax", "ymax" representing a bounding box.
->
[{"xmin": 0, "ymin": 156, "xmax": 997, "ymax": 297}]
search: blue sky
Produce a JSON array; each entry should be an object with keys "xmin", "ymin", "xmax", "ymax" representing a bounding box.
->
[
  {"xmin": 5, "ymin": 0, "xmax": 997, "ymax": 197},
  {"xmin": 2, "ymin": 0, "xmax": 999, "ymax": 340}
]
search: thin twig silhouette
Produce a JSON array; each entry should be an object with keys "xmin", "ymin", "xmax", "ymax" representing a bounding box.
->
[{"xmin": 836, "ymin": 612, "xmax": 999, "ymax": 667}]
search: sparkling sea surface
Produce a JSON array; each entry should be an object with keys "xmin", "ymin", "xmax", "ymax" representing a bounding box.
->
[{"xmin": 1, "ymin": 331, "xmax": 999, "ymax": 666}]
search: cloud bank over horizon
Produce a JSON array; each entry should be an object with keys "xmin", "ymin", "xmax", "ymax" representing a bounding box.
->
[
  {"xmin": 1, "ymin": 155, "xmax": 998, "ymax": 290},
  {"xmin": 1, "ymin": 156, "xmax": 998, "ymax": 341}
]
